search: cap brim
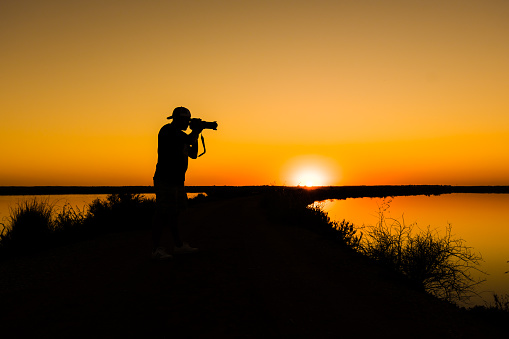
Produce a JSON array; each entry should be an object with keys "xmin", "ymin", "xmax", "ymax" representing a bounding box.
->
[{"xmin": 167, "ymin": 114, "xmax": 191, "ymax": 119}]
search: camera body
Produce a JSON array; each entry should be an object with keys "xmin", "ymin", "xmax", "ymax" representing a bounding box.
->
[{"xmin": 189, "ymin": 118, "xmax": 218, "ymax": 131}]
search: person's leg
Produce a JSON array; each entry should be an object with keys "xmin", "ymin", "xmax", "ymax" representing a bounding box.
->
[
  {"xmin": 152, "ymin": 179, "xmax": 165, "ymax": 250},
  {"xmin": 151, "ymin": 209, "xmax": 172, "ymax": 259},
  {"xmin": 151, "ymin": 179, "xmax": 173, "ymax": 258},
  {"xmin": 172, "ymin": 186, "xmax": 198, "ymax": 253},
  {"xmin": 151, "ymin": 209, "xmax": 164, "ymax": 250},
  {"xmin": 152, "ymin": 209, "xmax": 182, "ymax": 247},
  {"xmin": 169, "ymin": 210, "xmax": 183, "ymax": 248},
  {"xmin": 153, "ymin": 183, "xmax": 196, "ymax": 254}
]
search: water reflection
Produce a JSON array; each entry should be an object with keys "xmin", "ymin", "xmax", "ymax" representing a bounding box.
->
[{"xmin": 317, "ymin": 193, "xmax": 509, "ymax": 307}]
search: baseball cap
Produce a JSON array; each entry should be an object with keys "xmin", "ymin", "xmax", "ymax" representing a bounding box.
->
[{"xmin": 167, "ymin": 106, "xmax": 191, "ymax": 119}]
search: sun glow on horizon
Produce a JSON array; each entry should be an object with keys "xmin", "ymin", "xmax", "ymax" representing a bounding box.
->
[
  {"xmin": 282, "ymin": 155, "xmax": 341, "ymax": 187},
  {"xmin": 297, "ymin": 169, "xmax": 322, "ymax": 187}
]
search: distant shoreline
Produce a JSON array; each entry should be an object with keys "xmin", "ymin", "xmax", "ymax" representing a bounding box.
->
[{"xmin": 2, "ymin": 185, "xmax": 509, "ymax": 198}]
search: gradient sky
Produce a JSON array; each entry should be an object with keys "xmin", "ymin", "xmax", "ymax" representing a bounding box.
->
[{"xmin": 2, "ymin": 0, "xmax": 509, "ymax": 186}]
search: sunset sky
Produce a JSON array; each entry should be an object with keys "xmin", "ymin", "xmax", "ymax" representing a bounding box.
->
[{"xmin": 2, "ymin": 0, "xmax": 509, "ymax": 186}]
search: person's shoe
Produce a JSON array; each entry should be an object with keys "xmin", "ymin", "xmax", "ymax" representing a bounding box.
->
[
  {"xmin": 174, "ymin": 242, "xmax": 199, "ymax": 254},
  {"xmin": 152, "ymin": 247, "xmax": 173, "ymax": 260}
]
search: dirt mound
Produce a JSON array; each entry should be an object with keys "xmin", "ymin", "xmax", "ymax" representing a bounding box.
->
[{"xmin": 0, "ymin": 196, "xmax": 503, "ymax": 338}]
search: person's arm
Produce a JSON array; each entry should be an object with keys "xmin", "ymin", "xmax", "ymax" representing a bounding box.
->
[{"xmin": 187, "ymin": 129, "xmax": 202, "ymax": 159}]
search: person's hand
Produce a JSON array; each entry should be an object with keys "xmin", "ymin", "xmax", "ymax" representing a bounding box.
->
[{"xmin": 190, "ymin": 122, "xmax": 204, "ymax": 133}]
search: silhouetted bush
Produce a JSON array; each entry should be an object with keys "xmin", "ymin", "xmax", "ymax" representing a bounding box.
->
[
  {"xmin": 360, "ymin": 200, "xmax": 485, "ymax": 303},
  {"xmin": 1, "ymin": 198, "xmax": 55, "ymax": 254},
  {"xmin": 0, "ymin": 193, "xmax": 155, "ymax": 258},
  {"xmin": 84, "ymin": 193, "xmax": 154, "ymax": 233},
  {"xmin": 467, "ymin": 294, "xmax": 509, "ymax": 327},
  {"xmin": 492, "ymin": 294, "xmax": 509, "ymax": 312},
  {"xmin": 52, "ymin": 203, "xmax": 87, "ymax": 243},
  {"xmin": 188, "ymin": 193, "xmax": 208, "ymax": 205},
  {"xmin": 0, "ymin": 192, "xmax": 212, "ymax": 258},
  {"xmin": 306, "ymin": 204, "xmax": 362, "ymax": 249},
  {"xmin": 263, "ymin": 187, "xmax": 361, "ymax": 249},
  {"xmin": 265, "ymin": 190, "xmax": 489, "ymax": 305}
]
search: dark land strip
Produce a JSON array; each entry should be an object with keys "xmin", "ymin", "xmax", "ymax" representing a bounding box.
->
[
  {"xmin": 2, "ymin": 184, "xmax": 509, "ymax": 199},
  {"xmin": 0, "ymin": 195, "xmax": 505, "ymax": 338}
]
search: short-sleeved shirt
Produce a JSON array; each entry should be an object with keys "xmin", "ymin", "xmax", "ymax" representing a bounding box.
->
[{"xmin": 153, "ymin": 123, "xmax": 194, "ymax": 185}]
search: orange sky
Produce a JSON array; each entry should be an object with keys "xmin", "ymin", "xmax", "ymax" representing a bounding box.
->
[{"xmin": 1, "ymin": 0, "xmax": 509, "ymax": 186}]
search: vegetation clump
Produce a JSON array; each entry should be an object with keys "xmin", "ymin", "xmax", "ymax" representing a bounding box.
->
[
  {"xmin": 84, "ymin": 193, "xmax": 154, "ymax": 233},
  {"xmin": 491, "ymin": 294, "xmax": 509, "ymax": 312},
  {"xmin": 0, "ymin": 193, "xmax": 214, "ymax": 258},
  {"xmin": 0, "ymin": 193, "xmax": 155, "ymax": 258},
  {"xmin": 265, "ymin": 190, "xmax": 489, "ymax": 305},
  {"xmin": 359, "ymin": 200, "xmax": 485, "ymax": 303},
  {"xmin": 0, "ymin": 191, "xmax": 216, "ymax": 259},
  {"xmin": 468, "ymin": 294, "xmax": 509, "ymax": 327},
  {"xmin": 1, "ymin": 198, "xmax": 55, "ymax": 254},
  {"xmin": 263, "ymin": 187, "xmax": 361, "ymax": 249}
]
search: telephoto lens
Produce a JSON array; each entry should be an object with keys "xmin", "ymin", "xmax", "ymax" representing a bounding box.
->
[{"xmin": 190, "ymin": 118, "xmax": 218, "ymax": 130}]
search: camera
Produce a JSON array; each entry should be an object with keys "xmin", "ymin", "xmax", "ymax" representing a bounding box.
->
[{"xmin": 189, "ymin": 118, "xmax": 218, "ymax": 131}]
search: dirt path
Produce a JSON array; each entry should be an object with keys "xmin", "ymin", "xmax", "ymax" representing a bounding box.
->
[{"xmin": 0, "ymin": 196, "xmax": 503, "ymax": 338}]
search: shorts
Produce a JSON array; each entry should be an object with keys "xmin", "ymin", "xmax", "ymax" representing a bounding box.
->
[{"xmin": 153, "ymin": 179, "xmax": 188, "ymax": 214}]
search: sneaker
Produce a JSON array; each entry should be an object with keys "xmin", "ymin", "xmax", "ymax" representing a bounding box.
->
[
  {"xmin": 152, "ymin": 247, "xmax": 173, "ymax": 260},
  {"xmin": 174, "ymin": 242, "xmax": 199, "ymax": 254}
]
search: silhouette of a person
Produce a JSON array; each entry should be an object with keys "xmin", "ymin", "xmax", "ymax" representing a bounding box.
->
[{"xmin": 151, "ymin": 106, "xmax": 203, "ymax": 259}]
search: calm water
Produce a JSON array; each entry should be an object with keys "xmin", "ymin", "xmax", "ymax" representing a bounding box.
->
[{"xmin": 317, "ymin": 193, "xmax": 509, "ymax": 307}]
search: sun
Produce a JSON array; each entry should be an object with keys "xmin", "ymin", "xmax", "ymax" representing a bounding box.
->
[
  {"xmin": 282, "ymin": 154, "xmax": 341, "ymax": 187},
  {"xmin": 283, "ymin": 155, "xmax": 340, "ymax": 187},
  {"xmin": 297, "ymin": 169, "xmax": 323, "ymax": 187}
]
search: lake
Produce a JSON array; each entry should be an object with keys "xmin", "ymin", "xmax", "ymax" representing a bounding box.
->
[{"xmin": 317, "ymin": 193, "xmax": 509, "ymax": 307}]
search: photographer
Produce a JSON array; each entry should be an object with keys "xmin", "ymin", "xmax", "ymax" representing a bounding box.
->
[{"xmin": 151, "ymin": 106, "xmax": 204, "ymax": 259}]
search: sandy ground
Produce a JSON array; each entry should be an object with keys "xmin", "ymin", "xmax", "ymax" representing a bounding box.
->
[{"xmin": 0, "ymin": 195, "xmax": 505, "ymax": 338}]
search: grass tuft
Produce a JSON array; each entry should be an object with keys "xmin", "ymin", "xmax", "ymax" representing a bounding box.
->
[{"xmin": 1, "ymin": 198, "xmax": 55, "ymax": 254}]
